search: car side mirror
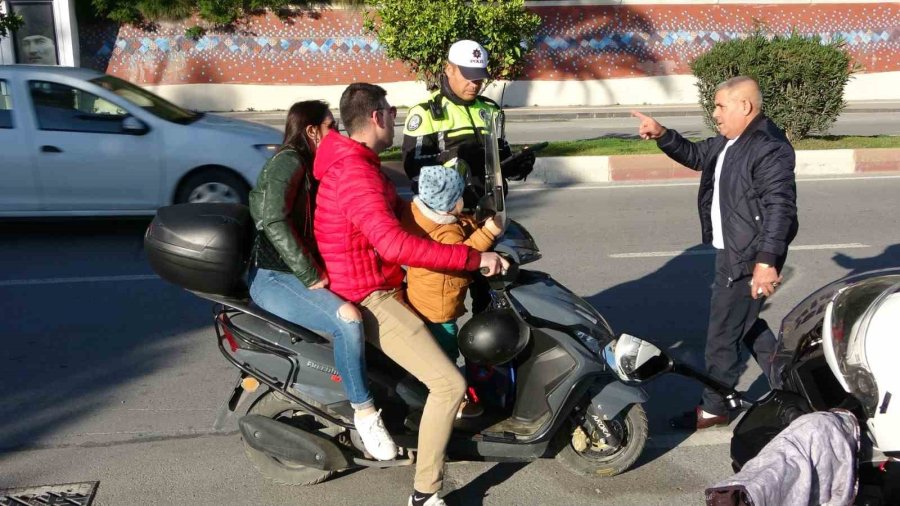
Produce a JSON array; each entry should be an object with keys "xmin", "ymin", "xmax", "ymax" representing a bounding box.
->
[
  {"xmin": 122, "ymin": 116, "xmax": 149, "ymax": 135},
  {"xmin": 604, "ymin": 333, "xmax": 673, "ymax": 383}
]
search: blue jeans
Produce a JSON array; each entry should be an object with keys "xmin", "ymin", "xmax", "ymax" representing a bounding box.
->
[{"xmin": 249, "ymin": 267, "xmax": 374, "ymax": 409}]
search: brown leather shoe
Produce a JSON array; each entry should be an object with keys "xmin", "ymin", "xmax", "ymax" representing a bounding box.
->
[{"xmin": 669, "ymin": 406, "xmax": 728, "ymax": 431}]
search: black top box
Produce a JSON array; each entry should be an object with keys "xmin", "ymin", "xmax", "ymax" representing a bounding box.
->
[{"xmin": 145, "ymin": 203, "xmax": 254, "ymax": 296}]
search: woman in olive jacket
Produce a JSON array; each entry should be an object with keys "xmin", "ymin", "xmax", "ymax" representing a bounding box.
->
[{"xmin": 248, "ymin": 100, "xmax": 397, "ymax": 461}]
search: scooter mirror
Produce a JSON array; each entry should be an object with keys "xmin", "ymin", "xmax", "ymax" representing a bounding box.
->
[{"xmin": 604, "ymin": 333, "xmax": 673, "ymax": 383}]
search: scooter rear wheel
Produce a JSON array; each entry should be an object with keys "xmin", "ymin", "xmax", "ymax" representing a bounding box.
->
[
  {"xmin": 242, "ymin": 391, "xmax": 339, "ymax": 486},
  {"xmin": 555, "ymin": 403, "xmax": 648, "ymax": 477}
]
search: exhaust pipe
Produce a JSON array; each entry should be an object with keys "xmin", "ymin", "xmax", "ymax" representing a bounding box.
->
[{"xmin": 239, "ymin": 415, "xmax": 349, "ymax": 471}]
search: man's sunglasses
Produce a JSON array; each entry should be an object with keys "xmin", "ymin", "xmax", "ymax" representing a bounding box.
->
[{"xmin": 375, "ymin": 106, "xmax": 397, "ymax": 118}]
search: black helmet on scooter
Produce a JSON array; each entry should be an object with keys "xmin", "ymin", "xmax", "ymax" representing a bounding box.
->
[{"xmin": 458, "ymin": 308, "xmax": 529, "ymax": 366}]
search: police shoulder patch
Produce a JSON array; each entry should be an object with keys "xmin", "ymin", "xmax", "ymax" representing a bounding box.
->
[
  {"xmin": 479, "ymin": 108, "xmax": 490, "ymax": 122},
  {"xmin": 407, "ymin": 114, "xmax": 422, "ymax": 131}
]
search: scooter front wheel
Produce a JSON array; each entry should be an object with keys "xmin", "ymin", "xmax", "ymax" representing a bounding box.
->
[
  {"xmin": 242, "ymin": 391, "xmax": 340, "ymax": 486},
  {"xmin": 555, "ymin": 403, "xmax": 648, "ymax": 478}
]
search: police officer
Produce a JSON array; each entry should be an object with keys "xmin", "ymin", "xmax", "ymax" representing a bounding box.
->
[
  {"xmin": 402, "ymin": 40, "xmax": 535, "ymax": 316},
  {"xmin": 401, "ymin": 40, "xmax": 535, "ymax": 209}
]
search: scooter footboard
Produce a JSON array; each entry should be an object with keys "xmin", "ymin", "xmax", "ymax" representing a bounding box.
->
[{"xmin": 589, "ymin": 381, "xmax": 648, "ymax": 420}]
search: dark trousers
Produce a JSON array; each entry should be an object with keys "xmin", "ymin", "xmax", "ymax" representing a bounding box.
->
[{"xmin": 701, "ymin": 251, "xmax": 778, "ymax": 416}]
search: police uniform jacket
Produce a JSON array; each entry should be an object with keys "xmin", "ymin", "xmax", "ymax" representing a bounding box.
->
[{"xmin": 401, "ymin": 80, "xmax": 506, "ymax": 203}]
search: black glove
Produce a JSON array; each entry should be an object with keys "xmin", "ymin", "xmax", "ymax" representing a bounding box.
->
[
  {"xmin": 502, "ymin": 147, "xmax": 536, "ymax": 181},
  {"xmin": 436, "ymin": 147, "xmax": 460, "ymax": 165},
  {"xmin": 498, "ymin": 138, "xmax": 513, "ymax": 161}
]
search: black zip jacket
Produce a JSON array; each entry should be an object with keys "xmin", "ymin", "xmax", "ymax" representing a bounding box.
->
[{"xmin": 657, "ymin": 114, "xmax": 799, "ymax": 283}]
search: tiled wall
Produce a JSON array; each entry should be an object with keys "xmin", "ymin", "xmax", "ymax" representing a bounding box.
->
[{"xmin": 79, "ymin": 3, "xmax": 897, "ymax": 85}]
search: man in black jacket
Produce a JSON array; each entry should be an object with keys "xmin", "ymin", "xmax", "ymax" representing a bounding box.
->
[{"xmin": 634, "ymin": 76, "xmax": 798, "ymax": 430}]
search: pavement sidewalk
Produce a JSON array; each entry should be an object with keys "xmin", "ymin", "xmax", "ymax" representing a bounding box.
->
[
  {"xmin": 223, "ymin": 100, "xmax": 900, "ymax": 125},
  {"xmin": 377, "ymin": 147, "xmax": 900, "ymax": 188}
]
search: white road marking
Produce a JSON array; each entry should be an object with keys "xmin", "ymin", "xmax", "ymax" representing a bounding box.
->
[
  {"xmin": 611, "ymin": 249, "xmax": 717, "ymax": 259},
  {"xmin": 0, "ymin": 274, "xmax": 159, "ymax": 287},
  {"xmin": 511, "ymin": 182, "xmax": 699, "ymax": 192},
  {"xmin": 508, "ymin": 174, "xmax": 900, "ymax": 192},
  {"xmin": 610, "ymin": 243, "xmax": 870, "ymax": 259},
  {"xmin": 789, "ymin": 243, "xmax": 869, "ymax": 251}
]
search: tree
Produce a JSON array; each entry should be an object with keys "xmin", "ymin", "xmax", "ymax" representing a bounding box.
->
[
  {"xmin": 90, "ymin": 0, "xmax": 300, "ymax": 25},
  {"xmin": 0, "ymin": 11, "xmax": 24, "ymax": 38},
  {"xmin": 88, "ymin": 0, "xmax": 363, "ymax": 36},
  {"xmin": 691, "ymin": 29, "xmax": 857, "ymax": 141},
  {"xmin": 363, "ymin": 0, "xmax": 541, "ymax": 86}
]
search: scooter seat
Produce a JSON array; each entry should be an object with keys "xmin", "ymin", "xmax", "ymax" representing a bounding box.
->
[{"xmin": 191, "ymin": 289, "xmax": 330, "ymax": 344}]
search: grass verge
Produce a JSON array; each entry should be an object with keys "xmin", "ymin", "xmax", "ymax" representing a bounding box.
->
[{"xmin": 380, "ymin": 135, "xmax": 899, "ymax": 161}]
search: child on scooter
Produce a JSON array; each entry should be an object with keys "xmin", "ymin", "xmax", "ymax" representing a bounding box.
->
[{"xmin": 401, "ymin": 163, "xmax": 504, "ymax": 418}]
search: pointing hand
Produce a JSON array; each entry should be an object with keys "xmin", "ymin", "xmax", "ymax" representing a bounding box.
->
[{"xmin": 631, "ymin": 110, "xmax": 666, "ymax": 140}]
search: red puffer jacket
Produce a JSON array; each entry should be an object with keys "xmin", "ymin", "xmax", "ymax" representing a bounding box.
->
[{"xmin": 313, "ymin": 130, "xmax": 481, "ymax": 303}]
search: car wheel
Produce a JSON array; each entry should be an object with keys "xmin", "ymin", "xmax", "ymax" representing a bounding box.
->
[{"xmin": 175, "ymin": 169, "xmax": 249, "ymax": 205}]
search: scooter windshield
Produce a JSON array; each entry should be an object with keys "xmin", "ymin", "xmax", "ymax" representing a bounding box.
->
[
  {"xmin": 482, "ymin": 110, "xmax": 506, "ymax": 227},
  {"xmin": 823, "ymin": 277, "xmax": 900, "ymax": 416}
]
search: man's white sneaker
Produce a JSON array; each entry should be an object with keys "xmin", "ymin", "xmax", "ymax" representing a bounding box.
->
[
  {"xmin": 407, "ymin": 493, "xmax": 447, "ymax": 506},
  {"xmin": 354, "ymin": 409, "xmax": 397, "ymax": 461}
]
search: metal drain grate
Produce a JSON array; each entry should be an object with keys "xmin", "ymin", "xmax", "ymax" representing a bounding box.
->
[{"xmin": 0, "ymin": 481, "xmax": 98, "ymax": 506}]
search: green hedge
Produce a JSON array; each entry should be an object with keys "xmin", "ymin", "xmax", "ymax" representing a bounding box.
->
[
  {"xmin": 691, "ymin": 30, "xmax": 857, "ymax": 141},
  {"xmin": 363, "ymin": 0, "xmax": 540, "ymax": 86}
]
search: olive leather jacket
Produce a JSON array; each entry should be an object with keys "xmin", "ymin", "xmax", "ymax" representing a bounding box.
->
[{"xmin": 249, "ymin": 148, "xmax": 323, "ymax": 286}]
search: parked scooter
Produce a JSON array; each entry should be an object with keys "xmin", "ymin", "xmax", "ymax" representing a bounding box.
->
[
  {"xmin": 144, "ymin": 117, "xmax": 651, "ymax": 485},
  {"xmin": 602, "ymin": 268, "xmax": 900, "ymax": 505}
]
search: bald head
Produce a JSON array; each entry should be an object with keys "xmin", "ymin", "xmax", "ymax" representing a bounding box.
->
[
  {"xmin": 712, "ymin": 76, "xmax": 762, "ymax": 139},
  {"xmin": 716, "ymin": 76, "xmax": 762, "ymax": 110}
]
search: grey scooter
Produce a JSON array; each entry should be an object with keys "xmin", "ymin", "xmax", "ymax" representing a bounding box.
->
[{"xmin": 144, "ymin": 115, "xmax": 650, "ymax": 485}]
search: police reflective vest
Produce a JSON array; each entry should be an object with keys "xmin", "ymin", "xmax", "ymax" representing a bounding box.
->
[{"xmin": 401, "ymin": 90, "xmax": 503, "ymax": 200}]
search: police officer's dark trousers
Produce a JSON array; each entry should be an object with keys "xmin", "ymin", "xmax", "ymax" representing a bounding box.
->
[{"xmin": 701, "ymin": 250, "xmax": 778, "ymax": 416}]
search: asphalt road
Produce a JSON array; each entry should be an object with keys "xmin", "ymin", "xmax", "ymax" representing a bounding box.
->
[{"xmin": 2, "ymin": 175, "xmax": 900, "ymax": 505}]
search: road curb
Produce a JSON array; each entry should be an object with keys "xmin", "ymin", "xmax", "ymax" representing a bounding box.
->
[{"xmin": 521, "ymin": 148, "xmax": 900, "ymax": 184}]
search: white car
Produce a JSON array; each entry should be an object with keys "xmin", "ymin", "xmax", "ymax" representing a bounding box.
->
[{"xmin": 0, "ymin": 65, "xmax": 282, "ymax": 217}]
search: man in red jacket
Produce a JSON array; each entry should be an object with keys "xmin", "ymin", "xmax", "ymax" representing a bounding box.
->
[{"xmin": 313, "ymin": 82, "xmax": 507, "ymax": 506}]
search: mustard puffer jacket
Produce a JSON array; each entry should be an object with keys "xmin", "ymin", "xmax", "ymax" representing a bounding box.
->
[{"xmin": 401, "ymin": 197, "xmax": 499, "ymax": 323}]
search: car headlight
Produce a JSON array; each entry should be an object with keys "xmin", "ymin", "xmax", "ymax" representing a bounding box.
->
[{"xmin": 254, "ymin": 144, "xmax": 279, "ymax": 157}]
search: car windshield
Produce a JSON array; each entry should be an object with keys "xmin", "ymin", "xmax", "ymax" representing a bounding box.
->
[{"xmin": 89, "ymin": 75, "xmax": 201, "ymax": 124}]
